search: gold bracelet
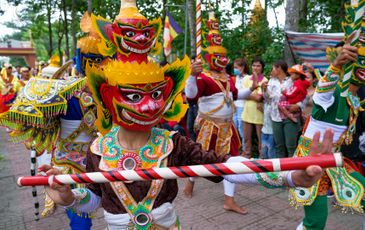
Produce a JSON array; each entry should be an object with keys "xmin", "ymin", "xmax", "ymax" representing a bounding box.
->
[{"xmin": 329, "ymin": 64, "xmax": 341, "ymax": 73}]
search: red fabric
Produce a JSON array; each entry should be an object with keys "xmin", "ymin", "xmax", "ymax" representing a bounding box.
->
[
  {"xmin": 197, "ymin": 123, "xmax": 241, "ymax": 156},
  {"xmin": 0, "ymin": 93, "xmax": 15, "ymax": 113},
  {"xmin": 283, "ymin": 79, "xmax": 310, "ymax": 104},
  {"xmin": 187, "ymin": 73, "xmax": 238, "ymax": 102},
  {"xmin": 189, "ymin": 72, "xmax": 240, "ymax": 155}
]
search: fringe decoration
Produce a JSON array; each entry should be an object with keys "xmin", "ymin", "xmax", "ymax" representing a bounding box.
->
[{"xmin": 5, "ymin": 78, "xmax": 86, "ymax": 127}]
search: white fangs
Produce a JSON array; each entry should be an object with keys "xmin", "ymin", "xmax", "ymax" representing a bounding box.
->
[
  {"xmin": 120, "ymin": 37, "xmax": 156, "ymax": 54},
  {"xmin": 214, "ymin": 59, "xmax": 226, "ymax": 68},
  {"xmin": 122, "ymin": 110, "xmax": 159, "ymax": 125}
]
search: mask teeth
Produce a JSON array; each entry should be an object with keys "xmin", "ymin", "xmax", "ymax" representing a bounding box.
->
[{"xmin": 122, "ymin": 109, "xmax": 159, "ymax": 125}]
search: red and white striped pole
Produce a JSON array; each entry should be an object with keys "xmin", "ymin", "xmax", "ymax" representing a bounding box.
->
[
  {"xmin": 196, "ymin": 0, "xmax": 202, "ymax": 60},
  {"xmin": 17, "ymin": 153, "xmax": 343, "ymax": 187}
]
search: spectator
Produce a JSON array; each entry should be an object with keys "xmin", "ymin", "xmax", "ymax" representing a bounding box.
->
[
  {"xmin": 31, "ymin": 67, "xmax": 39, "ymax": 77},
  {"xmin": 14, "ymin": 65, "xmax": 21, "ymax": 79},
  {"xmin": 267, "ymin": 60, "xmax": 301, "ymax": 158},
  {"xmin": 20, "ymin": 67, "xmax": 31, "ymax": 81},
  {"xmin": 261, "ymin": 78, "xmax": 276, "ymax": 159},
  {"xmin": 302, "ymin": 63, "xmax": 318, "ymax": 123},
  {"xmin": 242, "ymin": 57, "xmax": 267, "ymax": 158},
  {"xmin": 233, "ymin": 58, "xmax": 249, "ymax": 147},
  {"xmin": 278, "ymin": 65, "xmax": 310, "ymax": 123}
]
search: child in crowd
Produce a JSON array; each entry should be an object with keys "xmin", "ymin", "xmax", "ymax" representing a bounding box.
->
[
  {"xmin": 0, "ymin": 83, "xmax": 16, "ymax": 113},
  {"xmin": 278, "ymin": 64, "xmax": 310, "ymax": 123}
]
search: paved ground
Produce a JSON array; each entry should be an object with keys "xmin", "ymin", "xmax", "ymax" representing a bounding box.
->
[{"xmin": 0, "ymin": 128, "xmax": 363, "ymax": 230}]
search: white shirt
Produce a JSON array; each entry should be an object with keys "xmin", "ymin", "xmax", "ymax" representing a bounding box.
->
[
  {"xmin": 234, "ymin": 74, "xmax": 247, "ymax": 107},
  {"xmin": 266, "ymin": 77, "xmax": 293, "ymax": 122}
]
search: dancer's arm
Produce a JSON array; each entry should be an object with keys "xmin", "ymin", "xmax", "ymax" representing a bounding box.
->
[
  {"xmin": 170, "ymin": 133, "xmax": 228, "ymax": 183},
  {"xmin": 185, "ymin": 61, "xmax": 204, "ymax": 100},
  {"xmin": 313, "ymin": 44, "xmax": 357, "ymax": 111},
  {"xmin": 223, "ymin": 156, "xmax": 295, "ymax": 187},
  {"xmin": 38, "ymin": 152, "xmax": 103, "ymax": 212},
  {"xmin": 224, "ymin": 129, "xmax": 334, "ymax": 188}
]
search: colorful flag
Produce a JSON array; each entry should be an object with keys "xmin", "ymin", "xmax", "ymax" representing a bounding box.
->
[
  {"xmin": 285, "ymin": 31, "xmax": 344, "ymax": 71},
  {"xmin": 163, "ymin": 11, "xmax": 183, "ymax": 57}
]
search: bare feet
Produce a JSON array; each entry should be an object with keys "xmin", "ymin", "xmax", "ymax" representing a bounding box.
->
[
  {"xmin": 183, "ymin": 180, "xmax": 194, "ymax": 198},
  {"xmin": 223, "ymin": 196, "xmax": 248, "ymax": 215}
]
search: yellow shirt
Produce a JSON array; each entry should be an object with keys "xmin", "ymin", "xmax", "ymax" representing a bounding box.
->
[
  {"xmin": 241, "ymin": 75, "xmax": 267, "ymax": 124},
  {"xmin": 0, "ymin": 74, "xmax": 22, "ymax": 93}
]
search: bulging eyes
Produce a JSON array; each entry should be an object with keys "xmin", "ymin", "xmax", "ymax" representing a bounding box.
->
[
  {"xmin": 125, "ymin": 31, "xmax": 135, "ymax": 37},
  {"xmin": 125, "ymin": 93, "xmax": 142, "ymax": 102},
  {"xmin": 143, "ymin": 31, "xmax": 150, "ymax": 37},
  {"xmin": 151, "ymin": 90, "xmax": 162, "ymax": 99},
  {"xmin": 94, "ymin": 57, "xmax": 103, "ymax": 63}
]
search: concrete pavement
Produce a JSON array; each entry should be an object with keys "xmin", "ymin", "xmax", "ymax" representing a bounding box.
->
[{"xmin": 0, "ymin": 128, "xmax": 362, "ymax": 230}]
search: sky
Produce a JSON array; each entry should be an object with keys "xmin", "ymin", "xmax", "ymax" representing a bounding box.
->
[
  {"xmin": 221, "ymin": 0, "xmax": 285, "ymax": 28},
  {"xmin": 0, "ymin": 0, "xmax": 24, "ymax": 38},
  {"xmin": 0, "ymin": 0, "xmax": 286, "ymax": 39}
]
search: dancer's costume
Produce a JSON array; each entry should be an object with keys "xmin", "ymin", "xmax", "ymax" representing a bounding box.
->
[
  {"xmin": 186, "ymin": 11, "xmax": 241, "ymax": 158},
  {"xmin": 0, "ymin": 13, "xmax": 103, "ymax": 228},
  {"xmin": 185, "ymin": 10, "xmax": 246, "ymax": 198},
  {"xmin": 63, "ymin": 1, "xmax": 299, "ymax": 229},
  {"xmin": 291, "ymin": 3, "xmax": 365, "ymax": 229}
]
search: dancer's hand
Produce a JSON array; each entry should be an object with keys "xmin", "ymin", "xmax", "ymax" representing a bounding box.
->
[
  {"xmin": 333, "ymin": 32, "xmax": 358, "ymax": 68},
  {"xmin": 38, "ymin": 165, "xmax": 75, "ymax": 206},
  {"xmin": 291, "ymin": 128, "xmax": 334, "ymax": 187},
  {"xmin": 191, "ymin": 60, "xmax": 203, "ymax": 76}
]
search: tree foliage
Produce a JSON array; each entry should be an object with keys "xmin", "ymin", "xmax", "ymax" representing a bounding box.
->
[
  {"xmin": 1, "ymin": 0, "xmax": 351, "ymax": 69},
  {"xmin": 299, "ymin": 0, "xmax": 348, "ymax": 33}
]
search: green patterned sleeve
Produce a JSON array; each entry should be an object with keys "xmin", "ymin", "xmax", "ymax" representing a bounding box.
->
[
  {"xmin": 255, "ymin": 171, "xmax": 294, "ymax": 188},
  {"xmin": 315, "ymin": 65, "xmax": 341, "ymax": 93}
]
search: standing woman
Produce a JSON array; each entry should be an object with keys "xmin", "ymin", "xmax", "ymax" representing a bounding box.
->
[
  {"xmin": 241, "ymin": 57, "xmax": 267, "ymax": 158},
  {"xmin": 301, "ymin": 63, "xmax": 318, "ymax": 122},
  {"xmin": 233, "ymin": 58, "xmax": 249, "ymax": 146},
  {"xmin": 267, "ymin": 60, "xmax": 301, "ymax": 158}
]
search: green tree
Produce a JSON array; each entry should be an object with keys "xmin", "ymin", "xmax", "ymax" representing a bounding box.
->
[{"xmin": 241, "ymin": 0, "xmax": 272, "ymax": 65}]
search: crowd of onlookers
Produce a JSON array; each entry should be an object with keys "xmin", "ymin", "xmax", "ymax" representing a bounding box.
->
[
  {"xmin": 0, "ymin": 61, "xmax": 49, "ymax": 80},
  {"xmin": 163, "ymin": 57, "xmax": 365, "ymax": 164},
  {"xmin": 229, "ymin": 57, "xmax": 317, "ymax": 160}
]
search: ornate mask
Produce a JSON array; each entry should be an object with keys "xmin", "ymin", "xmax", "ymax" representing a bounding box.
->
[
  {"xmin": 91, "ymin": 0, "xmax": 162, "ymax": 63},
  {"xmin": 351, "ymin": 47, "xmax": 365, "ymax": 86},
  {"xmin": 207, "ymin": 32, "xmax": 223, "ymax": 46},
  {"xmin": 203, "ymin": 10, "xmax": 229, "ymax": 73},
  {"xmin": 207, "ymin": 14, "xmax": 219, "ymax": 31},
  {"xmin": 75, "ymin": 12, "xmax": 108, "ymax": 75},
  {"xmin": 87, "ymin": 58, "xmax": 190, "ymax": 134},
  {"xmin": 205, "ymin": 52, "xmax": 230, "ymax": 72}
]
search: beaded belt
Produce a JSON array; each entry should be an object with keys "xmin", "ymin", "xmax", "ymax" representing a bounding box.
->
[{"xmin": 198, "ymin": 113, "xmax": 232, "ymax": 124}]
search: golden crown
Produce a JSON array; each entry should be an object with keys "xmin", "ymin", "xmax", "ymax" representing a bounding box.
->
[
  {"xmin": 116, "ymin": 0, "xmax": 146, "ymax": 21},
  {"xmin": 204, "ymin": 46, "xmax": 227, "ymax": 55},
  {"xmin": 88, "ymin": 60, "xmax": 165, "ymax": 85},
  {"xmin": 49, "ymin": 54, "xmax": 61, "ymax": 67},
  {"xmin": 78, "ymin": 36, "xmax": 101, "ymax": 54}
]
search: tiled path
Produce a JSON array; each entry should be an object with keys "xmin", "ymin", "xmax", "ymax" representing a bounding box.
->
[{"xmin": 0, "ymin": 128, "xmax": 362, "ymax": 229}]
